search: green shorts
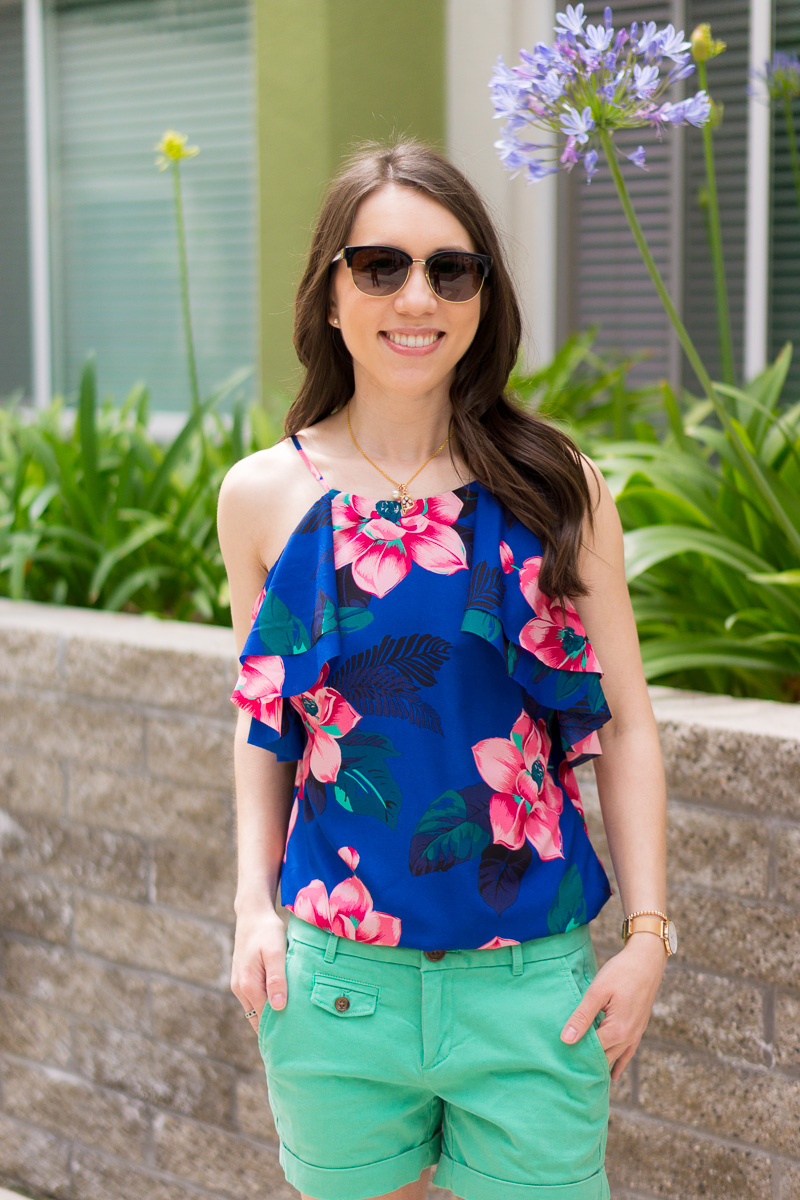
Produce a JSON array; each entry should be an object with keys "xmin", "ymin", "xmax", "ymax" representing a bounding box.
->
[{"xmin": 258, "ymin": 914, "xmax": 611, "ymax": 1200}]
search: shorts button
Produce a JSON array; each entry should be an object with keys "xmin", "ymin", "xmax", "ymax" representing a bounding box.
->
[
  {"xmin": 334, "ymin": 995, "xmax": 350, "ymax": 1012},
  {"xmin": 424, "ymin": 950, "xmax": 446, "ymax": 961}
]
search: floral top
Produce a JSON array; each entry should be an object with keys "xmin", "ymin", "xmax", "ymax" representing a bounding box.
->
[{"xmin": 230, "ymin": 434, "xmax": 613, "ymax": 950}]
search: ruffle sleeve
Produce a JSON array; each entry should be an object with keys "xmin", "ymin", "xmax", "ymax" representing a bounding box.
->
[
  {"xmin": 460, "ymin": 486, "xmax": 612, "ymax": 764},
  {"xmin": 230, "ymin": 492, "xmax": 340, "ymax": 761}
]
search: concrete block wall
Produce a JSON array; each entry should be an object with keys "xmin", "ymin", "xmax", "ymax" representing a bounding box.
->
[{"xmin": 0, "ymin": 598, "xmax": 798, "ymax": 1200}]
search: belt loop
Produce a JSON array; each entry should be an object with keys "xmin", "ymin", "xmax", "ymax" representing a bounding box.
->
[
  {"xmin": 324, "ymin": 932, "xmax": 338, "ymax": 963},
  {"xmin": 511, "ymin": 943, "xmax": 523, "ymax": 976}
]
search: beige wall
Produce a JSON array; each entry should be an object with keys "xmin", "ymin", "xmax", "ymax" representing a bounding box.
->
[
  {"xmin": 446, "ymin": 0, "xmax": 558, "ymax": 371},
  {"xmin": 0, "ymin": 599, "xmax": 799, "ymax": 1200}
]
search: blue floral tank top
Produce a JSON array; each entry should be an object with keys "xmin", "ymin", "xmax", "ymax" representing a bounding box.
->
[{"xmin": 230, "ymin": 434, "xmax": 613, "ymax": 950}]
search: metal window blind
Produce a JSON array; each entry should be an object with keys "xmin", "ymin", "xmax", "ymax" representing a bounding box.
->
[
  {"xmin": 0, "ymin": 0, "xmax": 32, "ymax": 401},
  {"xmin": 771, "ymin": 1, "xmax": 800, "ymax": 401},
  {"xmin": 682, "ymin": 0, "xmax": 748, "ymax": 392},
  {"xmin": 558, "ymin": 0, "xmax": 682, "ymax": 390},
  {"xmin": 47, "ymin": 0, "xmax": 257, "ymax": 413}
]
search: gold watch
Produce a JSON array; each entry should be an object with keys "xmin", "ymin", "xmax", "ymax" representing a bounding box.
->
[{"xmin": 621, "ymin": 910, "xmax": 677, "ymax": 956}]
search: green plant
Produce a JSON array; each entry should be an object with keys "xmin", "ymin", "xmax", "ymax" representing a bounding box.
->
[
  {"xmin": 511, "ymin": 328, "xmax": 666, "ymax": 443},
  {"xmin": 0, "ymin": 356, "xmax": 283, "ymax": 623},
  {"xmin": 591, "ymin": 343, "xmax": 800, "ymax": 702}
]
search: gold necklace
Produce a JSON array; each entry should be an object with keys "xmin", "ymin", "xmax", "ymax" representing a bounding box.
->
[{"xmin": 346, "ymin": 402, "xmax": 452, "ymax": 515}]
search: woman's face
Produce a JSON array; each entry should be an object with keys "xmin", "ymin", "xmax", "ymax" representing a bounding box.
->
[{"xmin": 329, "ymin": 184, "xmax": 484, "ymax": 402}]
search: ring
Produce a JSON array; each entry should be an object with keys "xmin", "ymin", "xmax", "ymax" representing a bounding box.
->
[{"xmin": 243, "ymin": 1008, "xmax": 257, "ymax": 1020}]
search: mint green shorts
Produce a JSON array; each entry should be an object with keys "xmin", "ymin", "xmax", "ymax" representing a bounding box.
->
[{"xmin": 258, "ymin": 914, "xmax": 611, "ymax": 1200}]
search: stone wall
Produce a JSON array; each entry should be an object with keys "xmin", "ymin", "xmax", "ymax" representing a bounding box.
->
[{"xmin": 0, "ymin": 598, "xmax": 798, "ymax": 1200}]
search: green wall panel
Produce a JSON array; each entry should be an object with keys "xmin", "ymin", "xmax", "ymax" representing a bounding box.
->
[{"xmin": 255, "ymin": 0, "xmax": 445, "ymax": 403}]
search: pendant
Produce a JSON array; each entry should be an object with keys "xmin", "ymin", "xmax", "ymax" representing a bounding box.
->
[{"xmin": 397, "ymin": 484, "xmax": 414, "ymax": 515}]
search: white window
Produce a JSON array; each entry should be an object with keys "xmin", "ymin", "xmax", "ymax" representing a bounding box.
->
[{"xmin": 2, "ymin": 0, "xmax": 257, "ymax": 416}]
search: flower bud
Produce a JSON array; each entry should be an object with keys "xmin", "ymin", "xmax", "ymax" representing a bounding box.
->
[
  {"xmin": 708, "ymin": 99, "xmax": 724, "ymax": 129},
  {"xmin": 154, "ymin": 129, "xmax": 200, "ymax": 171},
  {"xmin": 691, "ymin": 24, "xmax": 726, "ymax": 63}
]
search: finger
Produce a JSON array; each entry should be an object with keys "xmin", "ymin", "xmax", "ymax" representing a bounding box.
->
[
  {"xmin": 241, "ymin": 1001, "xmax": 260, "ymax": 1033},
  {"xmin": 561, "ymin": 996, "xmax": 604, "ymax": 1044},
  {"xmin": 265, "ymin": 954, "xmax": 288, "ymax": 1011}
]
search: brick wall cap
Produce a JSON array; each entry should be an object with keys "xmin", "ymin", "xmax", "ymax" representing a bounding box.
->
[
  {"xmin": 0, "ymin": 598, "xmax": 235, "ymax": 659},
  {"xmin": 648, "ymin": 684, "xmax": 800, "ymax": 742}
]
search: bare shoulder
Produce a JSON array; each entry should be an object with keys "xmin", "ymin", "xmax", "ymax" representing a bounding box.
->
[
  {"xmin": 577, "ymin": 451, "xmax": 622, "ymax": 548},
  {"xmin": 218, "ymin": 438, "xmax": 320, "ymax": 572},
  {"xmin": 218, "ymin": 437, "xmax": 326, "ymax": 653}
]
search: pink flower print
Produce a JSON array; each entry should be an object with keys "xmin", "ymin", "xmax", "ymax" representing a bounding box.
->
[
  {"xmin": 331, "ymin": 491, "xmax": 468, "ymax": 599},
  {"xmin": 472, "ymin": 710, "xmax": 565, "ymax": 861},
  {"xmin": 338, "ymin": 846, "xmax": 359, "ymax": 871},
  {"xmin": 283, "ymin": 795, "xmax": 299, "ymax": 863},
  {"xmin": 499, "ymin": 540, "xmax": 515, "ymax": 573},
  {"xmin": 517, "ymin": 556, "xmax": 602, "ymax": 673},
  {"xmin": 232, "ymin": 655, "xmax": 285, "ymax": 731},
  {"xmin": 478, "ymin": 935, "xmax": 521, "ymax": 949},
  {"xmin": 250, "ymin": 584, "xmax": 267, "ymax": 622},
  {"xmin": 287, "ymin": 846, "xmax": 401, "ymax": 945},
  {"xmin": 566, "ymin": 729, "xmax": 603, "ymax": 762},
  {"xmin": 289, "ymin": 663, "xmax": 361, "ymax": 784},
  {"xmin": 558, "ymin": 758, "xmax": 586, "ymax": 826}
]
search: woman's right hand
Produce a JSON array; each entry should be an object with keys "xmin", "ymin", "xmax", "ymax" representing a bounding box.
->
[{"xmin": 231, "ymin": 902, "xmax": 289, "ymax": 1033}]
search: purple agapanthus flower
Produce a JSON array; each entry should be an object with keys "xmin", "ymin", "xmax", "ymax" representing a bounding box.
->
[
  {"xmin": 585, "ymin": 23, "xmax": 614, "ymax": 52},
  {"xmin": 490, "ymin": 3, "xmax": 710, "ymax": 184},
  {"xmin": 750, "ymin": 51, "xmax": 800, "ymax": 103},
  {"xmin": 633, "ymin": 63, "xmax": 660, "ymax": 99},
  {"xmin": 555, "ymin": 4, "xmax": 586, "ymax": 37},
  {"xmin": 560, "ymin": 104, "xmax": 595, "ymax": 144}
]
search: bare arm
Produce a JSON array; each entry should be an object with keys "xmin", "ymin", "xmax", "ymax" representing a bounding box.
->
[
  {"xmin": 561, "ymin": 457, "xmax": 668, "ymax": 1080},
  {"xmin": 217, "ymin": 453, "xmax": 300, "ymax": 1026}
]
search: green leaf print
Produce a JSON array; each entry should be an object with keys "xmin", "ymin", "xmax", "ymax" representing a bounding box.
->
[
  {"xmin": 461, "ymin": 608, "xmax": 503, "ymax": 644},
  {"xmin": 338, "ymin": 605, "xmax": 374, "ymax": 633},
  {"xmin": 409, "ymin": 787, "xmax": 491, "ymax": 874},
  {"xmin": 310, "ymin": 590, "xmax": 339, "ymax": 643},
  {"xmin": 256, "ymin": 589, "xmax": 310, "ymax": 655},
  {"xmin": 334, "ymin": 730, "xmax": 401, "ymax": 828},
  {"xmin": 546, "ymin": 864, "xmax": 587, "ymax": 934}
]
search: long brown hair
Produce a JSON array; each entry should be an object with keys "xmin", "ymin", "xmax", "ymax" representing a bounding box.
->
[{"xmin": 286, "ymin": 140, "xmax": 594, "ymax": 599}]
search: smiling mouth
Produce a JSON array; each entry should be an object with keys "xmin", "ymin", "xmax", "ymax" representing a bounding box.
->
[{"xmin": 382, "ymin": 331, "xmax": 445, "ymax": 348}]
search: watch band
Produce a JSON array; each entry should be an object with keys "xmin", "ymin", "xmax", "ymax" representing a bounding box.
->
[{"xmin": 621, "ymin": 913, "xmax": 677, "ymax": 956}]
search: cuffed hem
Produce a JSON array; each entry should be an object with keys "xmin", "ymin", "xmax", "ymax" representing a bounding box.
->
[
  {"xmin": 433, "ymin": 1154, "xmax": 610, "ymax": 1200},
  {"xmin": 278, "ymin": 1133, "xmax": 441, "ymax": 1200}
]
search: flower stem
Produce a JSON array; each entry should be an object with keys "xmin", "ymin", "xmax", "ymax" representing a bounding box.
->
[
  {"xmin": 697, "ymin": 61, "xmax": 734, "ymax": 385},
  {"xmin": 598, "ymin": 128, "xmax": 716, "ymax": 401},
  {"xmin": 171, "ymin": 161, "xmax": 201, "ymax": 416},
  {"xmin": 782, "ymin": 92, "xmax": 800, "ymax": 227},
  {"xmin": 598, "ymin": 126, "xmax": 800, "ymax": 559}
]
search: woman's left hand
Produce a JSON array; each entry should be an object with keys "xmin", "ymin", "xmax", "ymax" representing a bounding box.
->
[{"xmin": 561, "ymin": 933, "xmax": 668, "ymax": 1081}]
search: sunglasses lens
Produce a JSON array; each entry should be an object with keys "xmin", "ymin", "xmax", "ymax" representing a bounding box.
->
[
  {"xmin": 349, "ymin": 247, "xmax": 409, "ymax": 296},
  {"xmin": 428, "ymin": 253, "xmax": 487, "ymax": 302}
]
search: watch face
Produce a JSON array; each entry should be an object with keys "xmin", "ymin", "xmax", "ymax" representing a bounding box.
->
[{"xmin": 667, "ymin": 921, "xmax": 678, "ymax": 955}]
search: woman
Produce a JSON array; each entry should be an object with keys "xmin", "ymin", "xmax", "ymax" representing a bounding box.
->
[{"xmin": 217, "ymin": 140, "xmax": 671, "ymax": 1200}]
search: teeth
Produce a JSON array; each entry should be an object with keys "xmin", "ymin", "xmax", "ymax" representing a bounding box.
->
[{"xmin": 385, "ymin": 332, "xmax": 441, "ymax": 348}]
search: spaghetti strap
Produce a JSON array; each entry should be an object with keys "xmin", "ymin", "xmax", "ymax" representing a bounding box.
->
[{"xmin": 291, "ymin": 434, "xmax": 328, "ymax": 492}]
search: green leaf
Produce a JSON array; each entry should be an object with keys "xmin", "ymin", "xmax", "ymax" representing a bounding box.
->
[
  {"xmin": 623, "ymin": 525, "xmax": 773, "ymax": 581},
  {"xmin": 256, "ymin": 589, "xmax": 310, "ymax": 654},
  {"xmin": 461, "ymin": 608, "xmax": 503, "ymax": 643},
  {"xmin": 88, "ymin": 517, "xmax": 171, "ymax": 602},
  {"xmin": 333, "ymin": 730, "xmax": 401, "ymax": 828},
  {"xmin": 338, "ymin": 605, "xmax": 374, "ymax": 633},
  {"xmin": 546, "ymin": 864, "xmax": 587, "ymax": 935}
]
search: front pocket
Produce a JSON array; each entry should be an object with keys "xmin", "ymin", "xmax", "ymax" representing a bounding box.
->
[
  {"xmin": 561, "ymin": 951, "xmax": 611, "ymax": 1080},
  {"xmin": 257, "ymin": 940, "xmax": 294, "ymax": 1050},
  {"xmin": 310, "ymin": 973, "xmax": 379, "ymax": 1018}
]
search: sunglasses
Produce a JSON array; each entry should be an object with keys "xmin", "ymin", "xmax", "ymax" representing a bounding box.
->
[{"xmin": 331, "ymin": 245, "xmax": 492, "ymax": 304}]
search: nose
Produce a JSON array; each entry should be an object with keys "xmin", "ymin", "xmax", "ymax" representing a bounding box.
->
[{"xmin": 394, "ymin": 260, "xmax": 437, "ymax": 313}]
